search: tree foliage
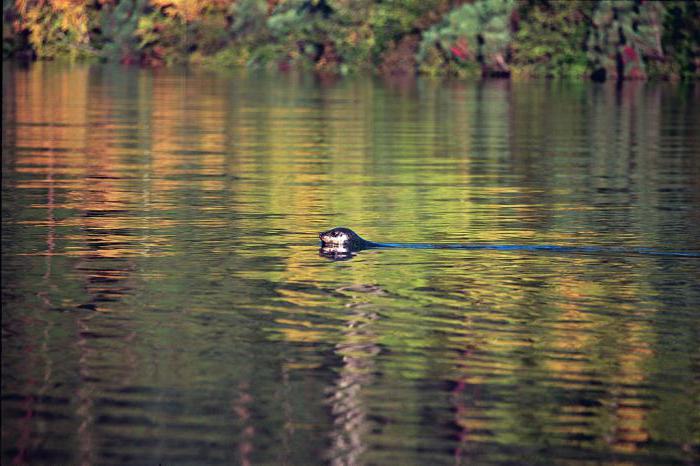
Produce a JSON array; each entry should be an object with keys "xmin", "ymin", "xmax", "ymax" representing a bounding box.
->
[
  {"xmin": 587, "ymin": 0, "xmax": 665, "ymax": 81},
  {"xmin": 417, "ymin": 0, "xmax": 516, "ymax": 77},
  {"xmin": 657, "ymin": 0, "xmax": 700, "ymax": 79},
  {"xmin": 3, "ymin": 0, "xmax": 699, "ymax": 80},
  {"xmin": 6, "ymin": 0, "xmax": 94, "ymax": 59},
  {"xmin": 510, "ymin": 0, "xmax": 593, "ymax": 78}
]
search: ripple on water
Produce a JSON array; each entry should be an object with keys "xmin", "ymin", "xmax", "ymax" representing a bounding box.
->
[{"xmin": 2, "ymin": 64, "xmax": 700, "ymax": 465}]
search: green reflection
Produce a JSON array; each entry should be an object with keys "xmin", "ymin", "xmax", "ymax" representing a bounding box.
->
[{"xmin": 2, "ymin": 62, "xmax": 699, "ymax": 465}]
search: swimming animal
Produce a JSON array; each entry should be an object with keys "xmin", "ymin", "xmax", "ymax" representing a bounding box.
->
[{"xmin": 318, "ymin": 227, "xmax": 700, "ymax": 260}]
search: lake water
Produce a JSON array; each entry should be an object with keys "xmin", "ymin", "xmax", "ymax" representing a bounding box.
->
[{"xmin": 2, "ymin": 62, "xmax": 699, "ymax": 465}]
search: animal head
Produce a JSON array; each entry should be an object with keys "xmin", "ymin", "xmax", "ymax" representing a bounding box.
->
[
  {"xmin": 318, "ymin": 227, "xmax": 370, "ymax": 260},
  {"xmin": 318, "ymin": 227, "xmax": 361, "ymax": 247}
]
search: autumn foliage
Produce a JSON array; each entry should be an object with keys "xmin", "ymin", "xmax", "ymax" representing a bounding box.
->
[{"xmin": 3, "ymin": 0, "xmax": 699, "ymax": 80}]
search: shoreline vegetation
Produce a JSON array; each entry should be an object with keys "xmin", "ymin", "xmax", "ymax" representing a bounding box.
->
[{"xmin": 3, "ymin": 0, "xmax": 699, "ymax": 81}]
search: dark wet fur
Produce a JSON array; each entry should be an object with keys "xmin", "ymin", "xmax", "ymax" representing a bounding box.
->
[{"xmin": 319, "ymin": 227, "xmax": 378, "ymax": 250}]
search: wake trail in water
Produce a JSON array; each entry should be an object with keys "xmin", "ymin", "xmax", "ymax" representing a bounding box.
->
[{"xmin": 372, "ymin": 243, "xmax": 700, "ymax": 258}]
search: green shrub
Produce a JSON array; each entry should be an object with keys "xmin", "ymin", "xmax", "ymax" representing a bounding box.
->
[
  {"xmin": 262, "ymin": 0, "xmax": 375, "ymax": 72},
  {"xmin": 229, "ymin": 0, "xmax": 269, "ymax": 42},
  {"xmin": 97, "ymin": 0, "xmax": 148, "ymax": 62},
  {"xmin": 510, "ymin": 0, "xmax": 593, "ymax": 78},
  {"xmin": 368, "ymin": 0, "xmax": 445, "ymax": 56},
  {"xmin": 417, "ymin": 0, "xmax": 516, "ymax": 76},
  {"xmin": 587, "ymin": 0, "xmax": 665, "ymax": 81},
  {"xmin": 133, "ymin": 10, "xmax": 189, "ymax": 66},
  {"xmin": 264, "ymin": 0, "xmax": 328, "ymax": 68},
  {"xmin": 656, "ymin": 1, "xmax": 700, "ymax": 79},
  {"xmin": 191, "ymin": 0, "xmax": 268, "ymax": 67}
]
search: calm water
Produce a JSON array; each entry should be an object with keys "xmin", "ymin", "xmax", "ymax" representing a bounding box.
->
[{"xmin": 2, "ymin": 62, "xmax": 700, "ymax": 465}]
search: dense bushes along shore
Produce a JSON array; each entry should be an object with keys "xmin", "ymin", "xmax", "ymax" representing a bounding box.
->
[{"xmin": 3, "ymin": 0, "xmax": 699, "ymax": 80}]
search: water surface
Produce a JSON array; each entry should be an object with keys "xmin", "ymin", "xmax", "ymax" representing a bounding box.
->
[{"xmin": 2, "ymin": 62, "xmax": 700, "ymax": 465}]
